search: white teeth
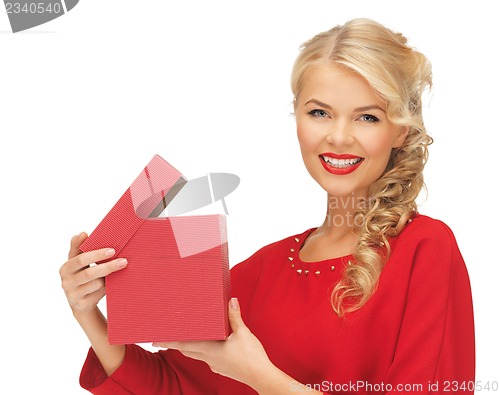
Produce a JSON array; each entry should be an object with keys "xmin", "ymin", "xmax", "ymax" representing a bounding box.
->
[{"xmin": 321, "ymin": 155, "xmax": 362, "ymax": 168}]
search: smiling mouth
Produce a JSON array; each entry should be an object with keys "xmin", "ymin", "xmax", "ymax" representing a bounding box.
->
[{"xmin": 320, "ymin": 155, "xmax": 364, "ymax": 168}]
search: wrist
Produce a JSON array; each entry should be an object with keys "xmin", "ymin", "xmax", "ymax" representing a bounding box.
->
[
  {"xmin": 250, "ymin": 362, "xmax": 324, "ymax": 395},
  {"xmin": 249, "ymin": 360, "xmax": 289, "ymax": 394},
  {"xmin": 72, "ymin": 307, "xmax": 102, "ymax": 324}
]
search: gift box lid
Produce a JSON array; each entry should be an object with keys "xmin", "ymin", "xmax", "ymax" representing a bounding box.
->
[
  {"xmin": 77, "ymin": 154, "xmax": 237, "ymax": 343},
  {"xmin": 79, "ymin": 154, "xmax": 187, "ymax": 257}
]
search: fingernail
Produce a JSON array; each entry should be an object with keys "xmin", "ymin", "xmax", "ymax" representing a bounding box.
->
[
  {"xmin": 105, "ymin": 248, "xmax": 116, "ymax": 257},
  {"xmin": 116, "ymin": 258, "xmax": 128, "ymax": 268},
  {"xmin": 152, "ymin": 343, "xmax": 160, "ymax": 348},
  {"xmin": 230, "ymin": 297, "xmax": 239, "ymax": 310}
]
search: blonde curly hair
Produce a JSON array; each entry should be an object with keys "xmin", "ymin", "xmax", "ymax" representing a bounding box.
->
[{"xmin": 291, "ymin": 18, "xmax": 433, "ymax": 316}]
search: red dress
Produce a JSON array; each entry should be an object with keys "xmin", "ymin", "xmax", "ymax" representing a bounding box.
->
[{"xmin": 80, "ymin": 214, "xmax": 475, "ymax": 394}]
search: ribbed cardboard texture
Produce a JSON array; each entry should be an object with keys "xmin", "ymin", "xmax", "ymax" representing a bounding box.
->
[{"xmin": 79, "ymin": 155, "xmax": 231, "ymax": 344}]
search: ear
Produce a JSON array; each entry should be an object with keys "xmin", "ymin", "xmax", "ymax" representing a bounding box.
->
[{"xmin": 392, "ymin": 126, "xmax": 410, "ymax": 148}]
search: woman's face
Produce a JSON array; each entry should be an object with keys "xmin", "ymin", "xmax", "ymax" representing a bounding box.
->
[{"xmin": 295, "ymin": 64, "xmax": 408, "ymax": 199}]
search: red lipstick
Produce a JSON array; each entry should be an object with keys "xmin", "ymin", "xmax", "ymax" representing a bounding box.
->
[{"xmin": 319, "ymin": 153, "xmax": 364, "ymax": 175}]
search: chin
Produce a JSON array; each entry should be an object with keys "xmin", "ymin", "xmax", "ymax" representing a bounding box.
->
[{"xmin": 315, "ymin": 177, "xmax": 365, "ymax": 198}]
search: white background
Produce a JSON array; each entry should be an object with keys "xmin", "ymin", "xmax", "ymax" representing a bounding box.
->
[{"xmin": 1, "ymin": 1, "xmax": 498, "ymax": 393}]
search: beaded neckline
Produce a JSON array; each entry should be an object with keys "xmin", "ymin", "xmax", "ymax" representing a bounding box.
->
[{"xmin": 288, "ymin": 229, "xmax": 353, "ymax": 277}]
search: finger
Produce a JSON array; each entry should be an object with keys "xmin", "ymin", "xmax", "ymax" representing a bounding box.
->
[
  {"xmin": 66, "ymin": 278, "xmax": 105, "ymax": 302},
  {"xmin": 73, "ymin": 257, "xmax": 128, "ymax": 286},
  {"xmin": 70, "ymin": 287, "xmax": 107, "ymax": 313},
  {"xmin": 179, "ymin": 351, "xmax": 204, "ymax": 361},
  {"xmin": 68, "ymin": 232, "xmax": 88, "ymax": 259},
  {"xmin": 152, "ymin": 341, "xmax": 181, "ymax": 349},
  {"xmin": 61, "ymin": 247, "xmax": 117, "ymax": 279},
  {"xmin": 82, "ymin": 287, "xmax": 107, "ymax": 307},
  {"xmin": 151, "ymin": 341, "xmax": 211, "ymax": 354},
  {"xmin": 69, "ymin": 247, "xmax": 118, "ymax": 273},
  {"xmin": 228, "ymin": 297, "xmax": 245, "ymax": 332},
  {"xmin": 76, "ymin": 277, "xmax": 106, "ymax": 297}
]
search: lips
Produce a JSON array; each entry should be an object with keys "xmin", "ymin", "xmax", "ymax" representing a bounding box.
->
[{"xmin": 320, "ymin": 153, "xmax": 364, "ymax": 175}]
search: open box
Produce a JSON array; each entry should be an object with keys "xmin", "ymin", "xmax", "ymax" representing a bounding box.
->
[{"xmin": 79, "ymin": 155, "xmax": 232, "ymax": 344}]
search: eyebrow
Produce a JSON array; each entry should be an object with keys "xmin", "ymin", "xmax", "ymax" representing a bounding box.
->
[{"xmin": 304, "ymin": 99, "xmax": 386, "ymax": 113}]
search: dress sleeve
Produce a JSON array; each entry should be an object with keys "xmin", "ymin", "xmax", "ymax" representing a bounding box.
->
[
  {"xmin": 384, "ymin": 221, "xmax": 475, "ymax": 394},
  {"xmin": 80, "ymin": 344, "xmax": 218, "ymax": 394}
]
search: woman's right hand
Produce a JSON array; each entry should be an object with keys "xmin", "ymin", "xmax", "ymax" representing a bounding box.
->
[{"xmin": 59, "ymin": 232, "xmax": 128, "ymax": 316}]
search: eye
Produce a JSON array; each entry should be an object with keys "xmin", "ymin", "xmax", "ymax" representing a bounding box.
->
[
  {"xmin": 358, "ymin": 114, "xmax": 379, "ymax": 123},
  {"xmin": 309, "ymin": 109, "xmax": 329, "ymax": 118}
]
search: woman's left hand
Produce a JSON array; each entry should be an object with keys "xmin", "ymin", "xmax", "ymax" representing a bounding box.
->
[{"xmin": 152, "ymin": 298, "xmax": 273, "ymax": 388}]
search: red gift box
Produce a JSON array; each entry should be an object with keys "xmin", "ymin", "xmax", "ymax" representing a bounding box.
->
[{"xmin": 79, "ymin": 155, "xmax": 231, "ymax": 344}]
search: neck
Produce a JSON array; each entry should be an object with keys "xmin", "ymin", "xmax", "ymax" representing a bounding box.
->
[{"xmin": 318, "ymin": 193, "xmax": 367, "ymax": 239}]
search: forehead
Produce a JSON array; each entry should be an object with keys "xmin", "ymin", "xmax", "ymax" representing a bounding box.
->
[{"xmin": 299, "ymin": 64, "xmax": 385, "ymax": 108}]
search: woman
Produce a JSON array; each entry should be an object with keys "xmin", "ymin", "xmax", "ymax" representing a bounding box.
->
[{"xmin": 60, "ymin": 18, "xmax": 475, "ymax": 394}]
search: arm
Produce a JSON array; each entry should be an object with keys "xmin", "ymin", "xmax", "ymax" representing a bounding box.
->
[
  {"xmin": 384, "ymin": 221, "xmax": 475, "ymax": 393},
  {"xmin": 154, "ymin": 298, "xmax": 324, "ymax": 395},
  {"xmin": 73, "ymin": 308, "xmax": 125, "ymax": 376},
  {"xmin": 62, "ymin": 234, "xmax": 220, "ymax": 394},
  {"xmin": 60, "ymin": 233, "xmax": 128, "ymax": 376}
]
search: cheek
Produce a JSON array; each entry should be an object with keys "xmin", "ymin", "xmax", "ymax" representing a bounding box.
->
[
  {"xmin": 359, "ymin": 133, "xmax": 396, "ymax": 176},
  {"xmin": 296, "ymin": 126, "xmax": 311, "ymax": 151},
  {"xmin": 296, "ymin": 118, "xmax": 322, "ymax": 153}
]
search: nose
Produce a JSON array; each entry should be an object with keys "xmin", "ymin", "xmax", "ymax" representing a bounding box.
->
[{"xmin": 325, "ymin": 120, "xmax": 355, "ymax": 146}]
